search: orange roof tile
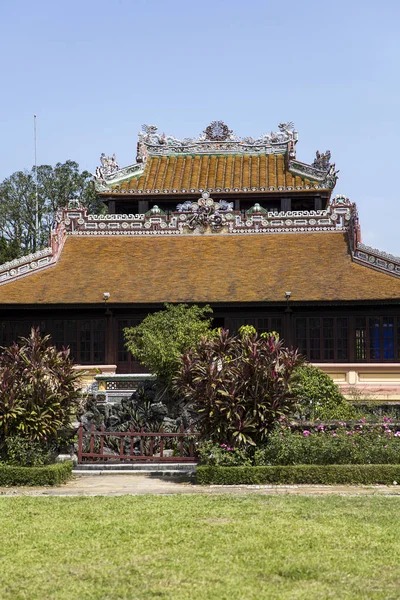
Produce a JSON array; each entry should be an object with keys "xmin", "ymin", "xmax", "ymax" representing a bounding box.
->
[
  {"xmin": 112, "ymin": 154, "xmax": 318, "ymax": 195},
  {"xmin": 0, "ymin": 233, "xmax": 399, "ymax": 305}
]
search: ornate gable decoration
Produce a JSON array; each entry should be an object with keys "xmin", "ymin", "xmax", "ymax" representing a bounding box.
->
[
  {"xmin": 94, "ymin": 155, "xmax": 144, "ymax": 191},
  {"xmin": 176, "ymin": 192, "xmax": 234, "ymax": 233},
  {"xmin": 289, "ymin": 150, "xmax": 338, "ymax": 189}
]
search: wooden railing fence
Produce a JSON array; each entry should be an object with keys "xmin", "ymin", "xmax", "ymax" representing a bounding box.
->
[{"xmin": 77, "ymin": 423, "xmax": 199, "ymax": 463}]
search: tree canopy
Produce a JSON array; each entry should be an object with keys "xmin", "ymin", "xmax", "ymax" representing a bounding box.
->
[
  {"xmin": 124, "ymin": 304, "xmax": 214, "ymax": 387},
  {"xmin": 0, "ymin": 160, "xmax": 103, "ymax": 262}
]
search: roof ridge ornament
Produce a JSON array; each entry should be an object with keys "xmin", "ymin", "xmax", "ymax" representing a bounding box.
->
[
  {"xmin": 136, "ymin": 121, "xmax": 298, "ymax": 161},
  {"xmin": 313, "ymin": 150, "xmax": 332, "ymax": 171},
  {"xmin": 202, "ymin": 121, "xmax": 235, "ymax": 141},
  {"xmin": 176, "ymin": 191, "xmax": 234, "ymax": 233},
  {"xmin": 94, "ymin": 153, "xmax": 120, "ymax": 183}
]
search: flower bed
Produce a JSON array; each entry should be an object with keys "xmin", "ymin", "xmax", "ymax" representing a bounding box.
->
[
  {"xmin": 255, "ymin": 419, "xmax": 400, "ymax": 465},
  {"xmin": 198, "ymin": 419, "xmax": 400, "ymax": 467}
]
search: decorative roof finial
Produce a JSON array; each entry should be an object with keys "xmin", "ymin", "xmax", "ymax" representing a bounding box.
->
[{"xmin": 203, "ymin": 121, "xmax": 234, "ymax": 141}]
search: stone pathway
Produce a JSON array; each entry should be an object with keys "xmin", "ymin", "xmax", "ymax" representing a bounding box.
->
[{"xmin": 1, "ymin": 475, "xmax": 400, "ymax": 497}]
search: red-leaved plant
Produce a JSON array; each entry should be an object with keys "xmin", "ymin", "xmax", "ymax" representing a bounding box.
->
[
  {"xmin": 174, "ymin": 328, "xmax": 303, "ymax": 446},
  {"xmin": 0, "ymin": 328, "xmax": 83, "ymax": 443}
]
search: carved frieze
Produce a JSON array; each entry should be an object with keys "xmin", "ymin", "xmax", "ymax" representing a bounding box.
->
[
  {"xmin": 354, "ymin": 244, "xmax": 400, "ymax": 277},
  {"xmin": 0, "ymin": 247, "xmax": 58, "ymax": 284},
  {"xmin": 61, "ymin": 194, "xmax": 349, "ymax": 238}
]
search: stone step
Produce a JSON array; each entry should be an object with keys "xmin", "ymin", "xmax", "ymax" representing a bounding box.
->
[
  {"xmin": 75, "ymin": 462, "xmax": 196, "ymax": 472},
  {"xmin": 73, "ymin": 469, "xmax": 196, "ymax": 478},
  {"xmin": 73, "ymin": 462, "xmax": 197, "ymax": 479}
]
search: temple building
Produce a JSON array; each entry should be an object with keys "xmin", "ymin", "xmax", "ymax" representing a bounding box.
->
[{"xmin": 0, "ymin": 121, "xmax": 399, "ymax": 400}]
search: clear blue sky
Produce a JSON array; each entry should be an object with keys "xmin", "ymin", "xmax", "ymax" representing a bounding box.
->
[{"xmin": 1, "ymin": 0, "xmax": 399, "ymax": 254}]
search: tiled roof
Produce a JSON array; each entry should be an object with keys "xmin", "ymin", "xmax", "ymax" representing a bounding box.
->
[
  {"xmin": 105, "ymin": 154, "xmax": 326, "ymax": 195},
  {"xmin": 0, "ymin": 233, "xmax": 399, "ymax": 305}
]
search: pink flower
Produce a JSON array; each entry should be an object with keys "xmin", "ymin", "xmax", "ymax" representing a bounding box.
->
[
  {"xmin": 317, "ymin": 425, "xmax": 325, "ymax": 431},
  {"xmin": 360, "ymin": 418, "xmax": 366, "ymax": 424},
  {"xmin": 394, "ymin": 432, "xmax": 400, "ymax": 437},
  {"xmin": 346, "ymin": 431, "xmax": 353, "ymax": 435},
  {"xmin": 220, "ymin": 444, "xmax": 227, "ymax": 448},
  {"xmin": 303, "ymin": 430, "xmax": 311, "ymax": 437},
  {"xmin": 332, "ymin": 433, "xmax": 338, "ymax": 437}
]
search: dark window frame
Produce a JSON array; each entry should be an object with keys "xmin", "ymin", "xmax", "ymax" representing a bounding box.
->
[
  {"xmin": 354, "ymin": 316, "xmax": 396, "ymax": 362},
  {"xmin": 116, "ymin": 318, "xmax": 143, "ymax": 373},
  {"xmin": 226, "ymin": 316, "xmax": 283, "ymax": 337},
  {"xmin": 295, "ymin": 317, "xmax": 349, "ymax": 362},
  {"xmin": 296, "ymin": 315, "xmax": 399, "ymax": 363},
  {"xmin": 0, "ymin": 319, "xmax": 106, "ymax": 364}
]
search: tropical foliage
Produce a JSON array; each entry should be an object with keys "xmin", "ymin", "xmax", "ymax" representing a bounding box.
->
[
  {"xmin": 81, "ymin": 381, "xmax": 166, "ymax": 433},
  {"xmin": 0, "ymin": 328, "xmax": 83, "ymax": 447},
  {"xmin": 174, "ymin": 328, "xmax": 303, "ymax": 446}
]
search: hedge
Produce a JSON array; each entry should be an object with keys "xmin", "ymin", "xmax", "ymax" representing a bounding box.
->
[
  {"xmin": 0, "ymin": 461, "xmax": 73, "ymax": 486},
  {"xmin": 196, "ymin": 464, "xmax": 400, "ymax": 486}
]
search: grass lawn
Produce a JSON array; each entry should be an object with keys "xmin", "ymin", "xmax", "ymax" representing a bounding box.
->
[{"xmin": 1, "ymin": 495, "xmax": 400, "ymax": 599}]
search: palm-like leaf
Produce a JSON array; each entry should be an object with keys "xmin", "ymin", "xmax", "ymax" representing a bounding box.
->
[
  {"xmin": 174, "ymin": 329, "xmax": 303, "ymax": 446},
  {"xmin": 0, "ymin": 328, "xmax": 82, "ymax": 444}
]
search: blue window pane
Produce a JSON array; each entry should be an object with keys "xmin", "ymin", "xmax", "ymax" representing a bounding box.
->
[
  {"xmin": 369, "ymin": 319, "xmax": 380, "ymax": 359},
  {"xmin": 383, "ymin": 318, "xmax": 394, "ymax": 360}
]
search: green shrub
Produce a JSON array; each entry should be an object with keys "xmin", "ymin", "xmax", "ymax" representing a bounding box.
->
[
  {"xmin": 197, "ymin": 441, "xmax": 253, "ymax": 466},
  {"xmin": 196, "ymin": 465, "xmax": 400, "ymax": 486},
  {"xmin": 0, "ymin": 462, "xmax": 73, "ymax": 486},
  {"xmin": 293, "ymin": 364, "xmax": 358, "ymax": 420},
  {"xmin": 5, "ymin": 436, "xmax": 52, "ymax": 467},
  {"xmin": 255, "ymin": 422, "xmax": 400, "ymax": 465},
  {"xmin": 124, "ymin": 303, "xmax": 213, "ymax": 388}
]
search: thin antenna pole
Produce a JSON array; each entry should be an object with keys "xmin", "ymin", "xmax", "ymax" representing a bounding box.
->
[{"xmin": 34, "ymin": 114, "xmax": 39, "ymax": 249}]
